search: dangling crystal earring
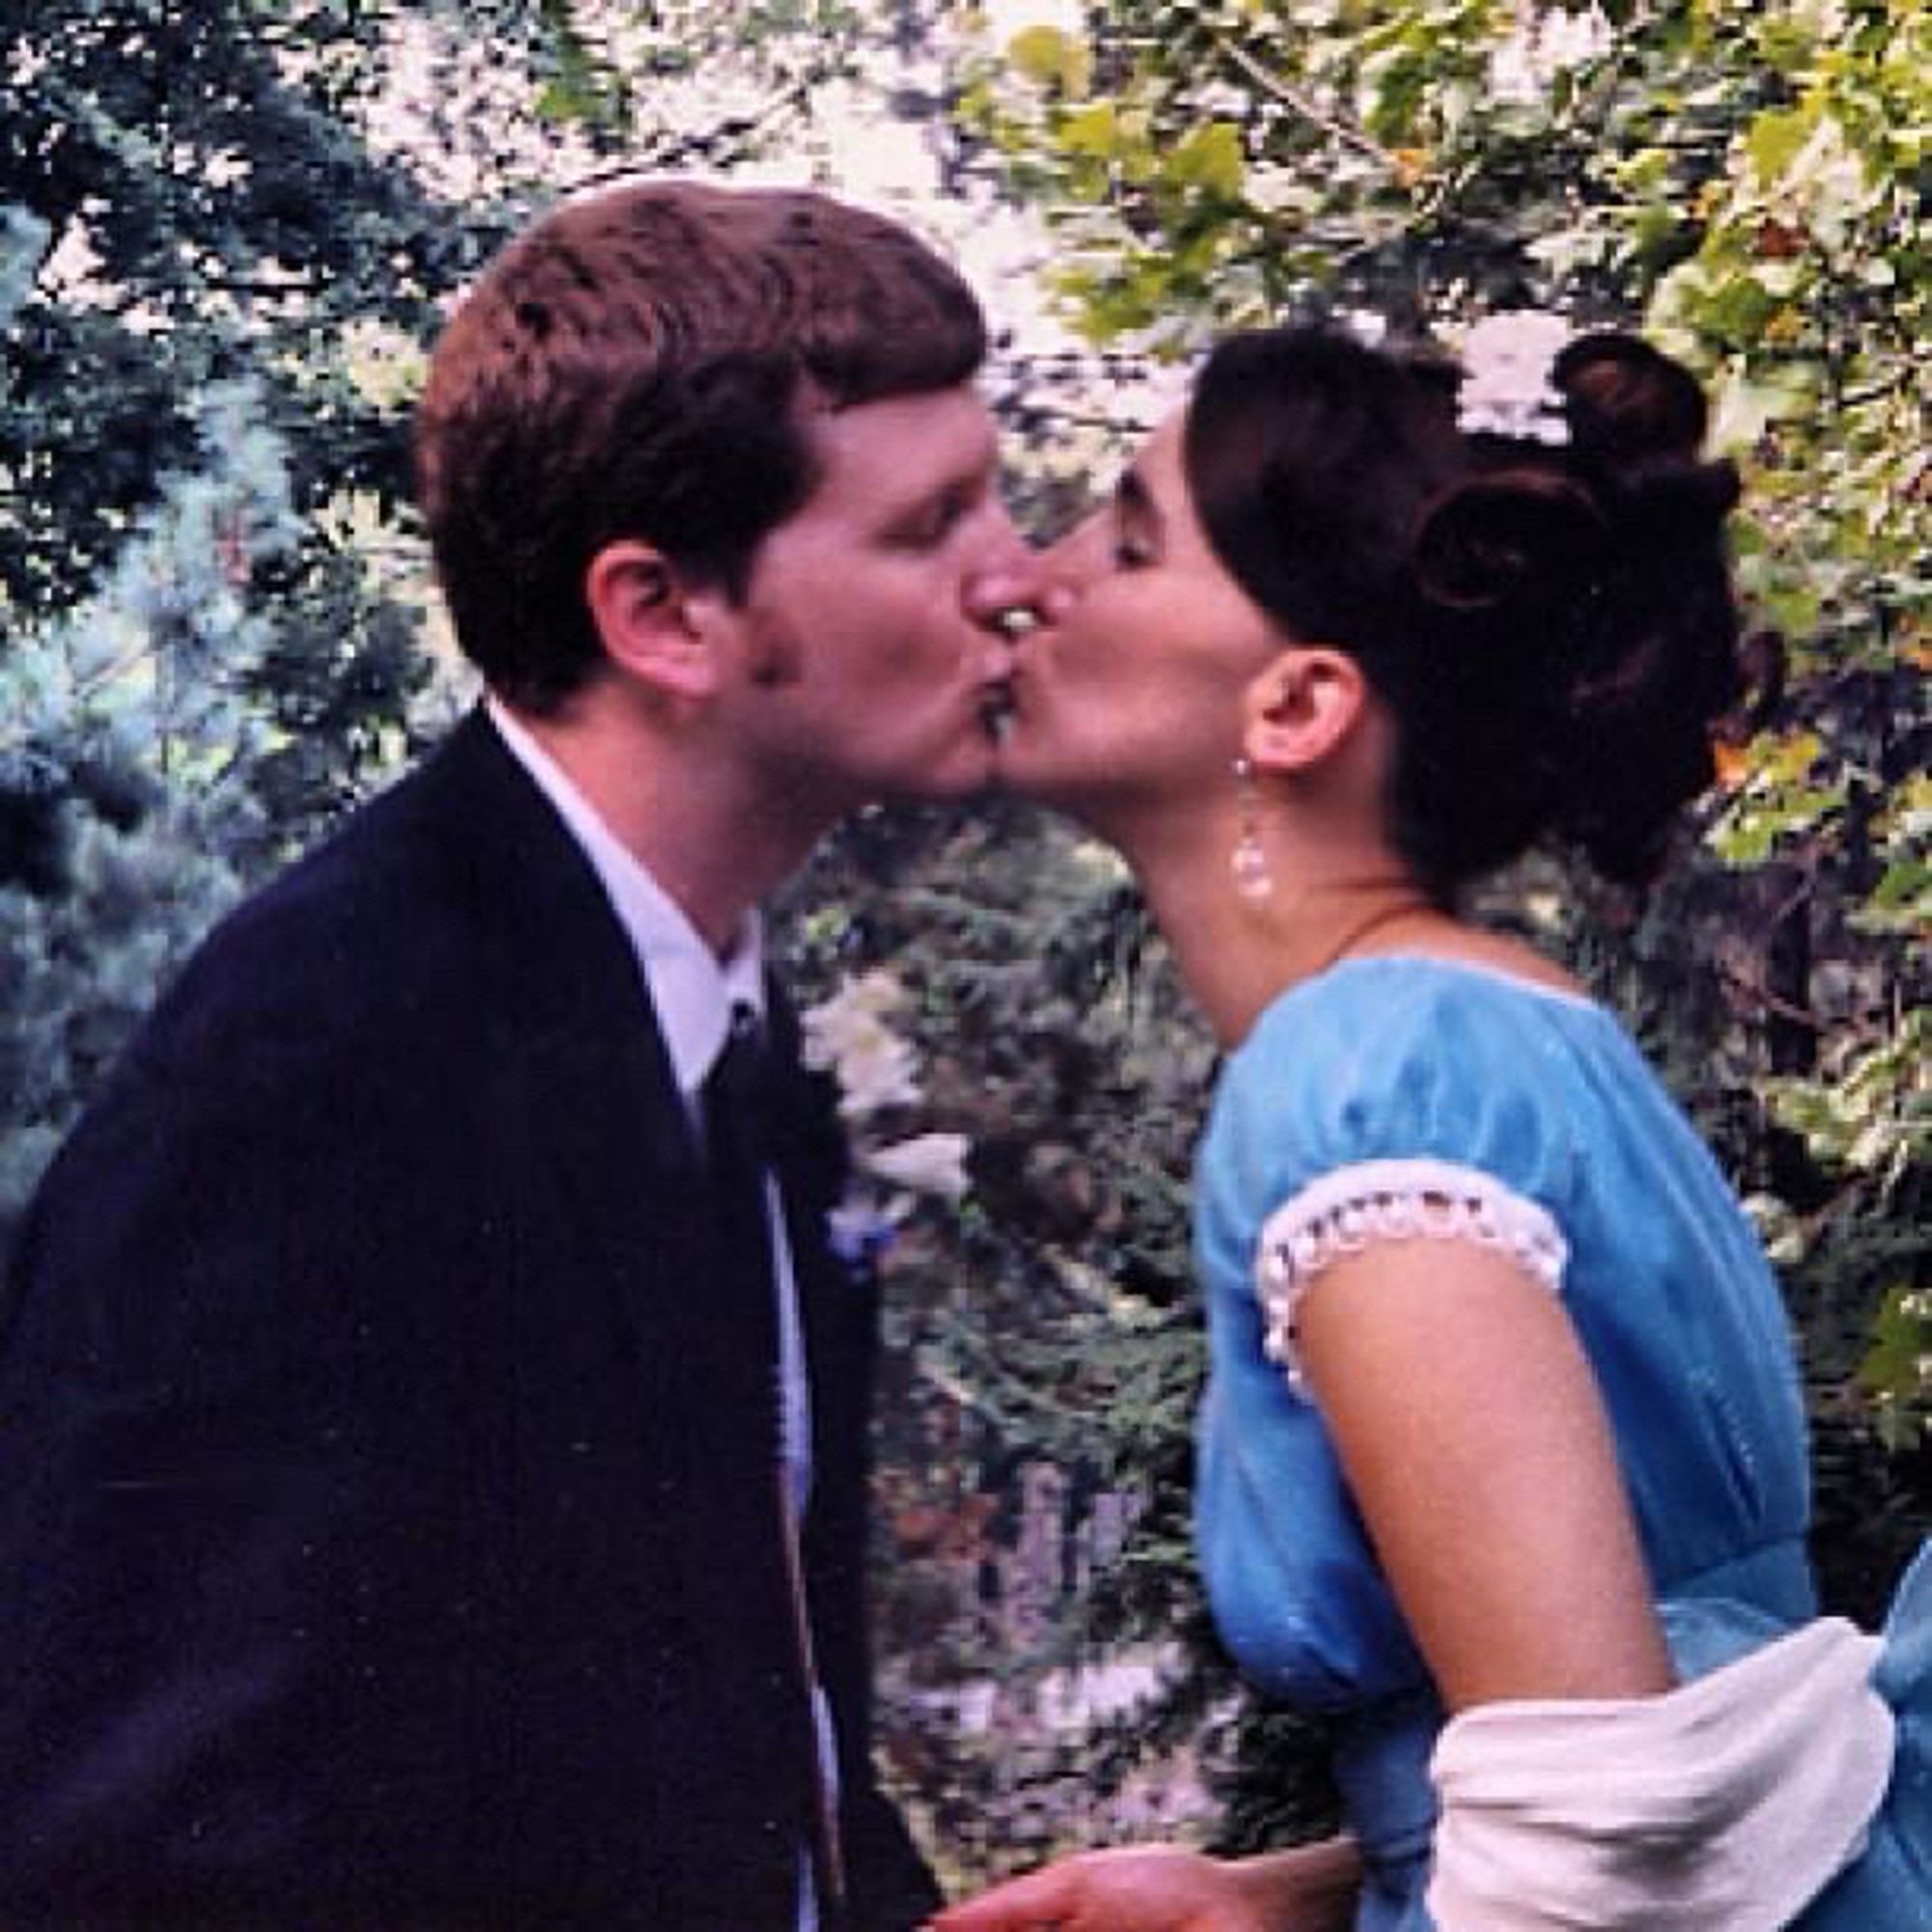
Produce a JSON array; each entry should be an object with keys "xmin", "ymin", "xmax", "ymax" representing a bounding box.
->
[{"xmin": 1231, "ymin": 754, "xmax": 1273, "ymax": 903}]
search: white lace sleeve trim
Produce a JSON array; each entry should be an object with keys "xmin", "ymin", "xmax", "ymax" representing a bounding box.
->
[{"xmin": 1254, "ymin": 1158, "xmax": 1569, "ymax": 1396}]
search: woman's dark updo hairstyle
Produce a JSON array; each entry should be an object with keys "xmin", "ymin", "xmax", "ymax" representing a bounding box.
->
[{"xmin": 1184, "ymin": 324, "xmax": 1745, "ymax": 898}]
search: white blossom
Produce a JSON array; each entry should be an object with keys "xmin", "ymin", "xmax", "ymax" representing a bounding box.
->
[
  {"xmin": 982, "ymin": 0, "xmax": 1084, "ymax": 37},
  {"xmin": 1456, "ymin": 309, "xmax": 1572, "ymax": 445},
  {"xmin": 862, "ymin": 1132, "xmax": 973, "ymax": 1204},
  {"xmin": 1488, "ymin": 32, "xmax": 1543, "ymax": 107},
  {"xmin": 802, "ymin": 968, "xmax": 905, "ymax": 1058},
  {"xmin": 1539, "ymin": 4, "xmax": 1614, "ymax": 72},
  {"xmin": 802, "ymin": 970, "xmax": 923, "ymax": 1116},
  {"xmin": 829, "ymin": 1027, "xmax": 923, "ymax": 1117},
  {"xmin": 801, "ymin": 971, "xmax": 975, "ymax": 1269},
  {"xmin": 1488, "ymin": 4, "xmax": 1613, "ymax": 107}
]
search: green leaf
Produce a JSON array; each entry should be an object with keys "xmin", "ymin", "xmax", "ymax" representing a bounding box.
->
[
  {"xmin": 1008, "ymin": 23, "xmax": 1091, "ymax": 96},
  {"xmin": 1057, "ymin": 100, "xmax": 1122, "ymax": 160},
  {"xmin": 1165, "ymin": 122, "xmax": 1246, "ymax": 200},
  {"xmin": 1859, "ymin": 1285, "xmax": 1932, "ymax": 1424},
  {"xmin": 1702, "ymin": 271, "xmax": 1783, "ymax": 340},
  {"xmin": 1747, "ymin": 105, "xmax": 1814, "ymax": 183}
]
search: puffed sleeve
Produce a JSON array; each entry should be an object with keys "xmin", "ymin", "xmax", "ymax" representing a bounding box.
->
[
  {"xmin": 1196, "ymin": 961, "xmax": 1596, "ymax": 1395},
  {"xmin": 1192, "ymin": 955, "xmax": 1814, "ymax": 1731}
]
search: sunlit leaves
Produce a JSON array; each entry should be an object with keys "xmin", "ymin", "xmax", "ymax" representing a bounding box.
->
[
  {"xmin": 1709, "ymin": 729, "xmax": 1846, "ymax": 867},
  {"xmin": 1769, "ymin": 1008, "xmax": 1930, "ymax": 1190},
  {"xmin": 1167, "ymin": 120, "xmax": 1245, "ymax": 198},
  {"xmin": 1860, "ymin": 1284, "xmax": 1932, "ymax": 1449},
  {"xmin": 1007, "ymin": 22, "xmax": 1093, "ymax": 94}
]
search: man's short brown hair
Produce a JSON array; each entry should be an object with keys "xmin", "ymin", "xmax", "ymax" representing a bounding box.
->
[{"xmin": 415, "ymin": 180, "xmax": 988, "ymax": 710}]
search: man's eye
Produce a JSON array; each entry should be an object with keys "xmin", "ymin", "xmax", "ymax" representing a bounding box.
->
[
  {"xmin": 890, "ymin": 488, "xmax": 970, "ymax": 549},
  {"xmin": 1113, "ymin": 533, "xmax": 1156, "ymax": 569}
]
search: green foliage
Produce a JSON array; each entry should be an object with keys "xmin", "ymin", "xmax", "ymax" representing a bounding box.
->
[
  {"xmin": 1, "ymin": 378, "xmax": 294, "ymax": 1239},
  {"xmin": 0, "ymin": 0, "xmax": 875, "ymax": 1250},
  {"xmin": 0, "ymin": 0, "xmax": 474, "ymax": 1253},
  {"xmin": 1860, "ymin": 1288, "xmax": 1932, "ymax": 1448},
  {"xmin": 2, "ymin": 2, "xmax": 470, "ymax": 611},
  {"xmin": 1769, "ymin": 1005, "xmax": 1930, "ymax": 1188}
]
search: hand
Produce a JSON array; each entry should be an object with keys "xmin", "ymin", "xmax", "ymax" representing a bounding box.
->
[{"xmin": 928, "ymin": 1844, "xmax": 1273, "ymax": 1932}]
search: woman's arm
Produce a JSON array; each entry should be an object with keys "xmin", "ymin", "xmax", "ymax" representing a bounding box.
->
[
  {"xmin": 1294, "ymin": 1236, "xmax": 1672, "ymax": 1710},
  {"xmin": 935, "ymin": 1233, "xmax": 1667, "ymax": 1932}
]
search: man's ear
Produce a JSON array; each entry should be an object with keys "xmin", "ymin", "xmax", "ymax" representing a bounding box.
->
[
  {"xmin": 583, "ymin": 540, "xmax": 727, "ymax": 701},
  {"xmin": 1240, "ymin": 645, "xmax": 1370, "ymax": 775}
]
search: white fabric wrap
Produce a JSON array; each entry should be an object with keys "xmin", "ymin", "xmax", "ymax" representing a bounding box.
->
[{"xmin": 1426, "ymin": 1616, "xmax": 1894, "ymax": 1930}]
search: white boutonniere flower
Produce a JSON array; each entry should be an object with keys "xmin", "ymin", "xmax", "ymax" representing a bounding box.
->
[
  {"xmin": 1456, "ymin": 309, "xmax": 1573, "ymax": 446},
  {"xmin": 801, "ymin": 968, "xmax": 921, "ymax": 1116},
  {"xmin": 802, "ymin": 970, "xmax": 973, "ymax": 1270},
  {"xmin": 862, "ymin": 1131, "xmax": 972, "ymax": 1203}
]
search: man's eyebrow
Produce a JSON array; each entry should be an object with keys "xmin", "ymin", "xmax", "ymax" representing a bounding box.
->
[{"xmin": 900, "ymin": 434, "xmax": 1000, "ymax": 516}]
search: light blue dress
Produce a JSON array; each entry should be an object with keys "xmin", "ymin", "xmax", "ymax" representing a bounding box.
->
[{"xmin": 1192, "ymin": 957, "xmax": 1930, "ymax": 1928}]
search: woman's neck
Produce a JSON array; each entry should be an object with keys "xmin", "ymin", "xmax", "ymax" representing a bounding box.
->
[{"xmin": 1109, "ymin": 799, "xmax": 1439, "ymax": 1049}]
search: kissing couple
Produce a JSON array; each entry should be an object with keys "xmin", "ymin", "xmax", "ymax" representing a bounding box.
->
[{"xmin": 2, "ymin": 180, "xmax": 1925, "ymax": 1930}]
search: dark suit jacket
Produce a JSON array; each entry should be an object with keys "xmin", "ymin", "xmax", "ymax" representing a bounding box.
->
[{"xmin": 0, "ymin": 711, "xmax": 938, "ymax": 1929}]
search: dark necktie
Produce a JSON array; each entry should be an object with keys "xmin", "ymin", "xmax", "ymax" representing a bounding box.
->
[
  {"xmin": 701, "ymin": 1002, "xmax": 848, "ymax": 1923},
  {"xmin": 703, "ymin": 1002, "xmax": 777, "ymax": 1288}
]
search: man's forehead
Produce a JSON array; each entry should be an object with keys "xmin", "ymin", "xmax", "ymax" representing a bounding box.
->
[{"xmin": 800, "ymin": 385, "xmax": 998, "ymax": 495}]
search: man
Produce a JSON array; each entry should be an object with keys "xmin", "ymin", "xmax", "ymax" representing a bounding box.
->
[{"xmin": 0, "ymin": 180, "xmax": 1035, "ymax": 1927}]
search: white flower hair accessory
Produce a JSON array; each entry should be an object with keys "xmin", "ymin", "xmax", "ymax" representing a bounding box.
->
[
  {"xmin": 801, "ymin": 969, "xmax": 972, "ymax": 1271},
  {"xmin": 1456, "ymin": 309, "xmax": 1572, "ymax": 446}
]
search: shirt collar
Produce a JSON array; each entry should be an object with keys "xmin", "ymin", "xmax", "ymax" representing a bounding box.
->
[{"xmin": 486, "ymin": 697, "xmax": 764, "ymax": 1098}]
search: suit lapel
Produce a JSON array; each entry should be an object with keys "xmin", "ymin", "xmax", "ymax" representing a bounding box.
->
[
  {"xmin": 417, "ymin": 711, "xmax": 711, "ymax": 1339},
  {"xmin": 398, "ymin": 713, "xmax": 825, "ymax": 1889}
]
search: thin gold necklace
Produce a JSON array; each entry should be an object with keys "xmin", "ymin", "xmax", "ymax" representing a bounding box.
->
[{"xmin": 1306, "ymin": 895, "xmax": 1432, "ymax": 981}]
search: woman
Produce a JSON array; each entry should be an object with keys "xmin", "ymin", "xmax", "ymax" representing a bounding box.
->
[{"xmin": 939, "ymin": 324, "xmax": 1929, "ymax": 1929}]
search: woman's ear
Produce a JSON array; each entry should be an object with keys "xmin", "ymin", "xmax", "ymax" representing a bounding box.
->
[
  {"xmin": 1240, "ymin": 645, "xmax": 1370, "ymax": 775},
  {"xmin": 583, "ymin": 540, "xmax": 726, "ymax": 701}
]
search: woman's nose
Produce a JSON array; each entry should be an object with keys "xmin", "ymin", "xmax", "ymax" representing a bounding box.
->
[{"xmin": 1029, "ymin": 520, "xmax": 1098, "ymax": 623}]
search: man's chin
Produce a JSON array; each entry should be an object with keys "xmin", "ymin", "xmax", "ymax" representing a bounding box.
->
[{"xmin": 881, "ymin": 739, "xmax": 1000, "ymax": 804}]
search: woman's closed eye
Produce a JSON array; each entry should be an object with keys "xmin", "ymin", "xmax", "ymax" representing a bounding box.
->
[{"xmin": 1110, "ymin": 469, "xmax": 1163, "ymax": 569}]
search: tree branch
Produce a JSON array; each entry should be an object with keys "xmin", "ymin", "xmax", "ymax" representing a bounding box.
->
[{"xmin": 1211, "ymin": 35, "xmax": 1403, "ymax": 173}]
